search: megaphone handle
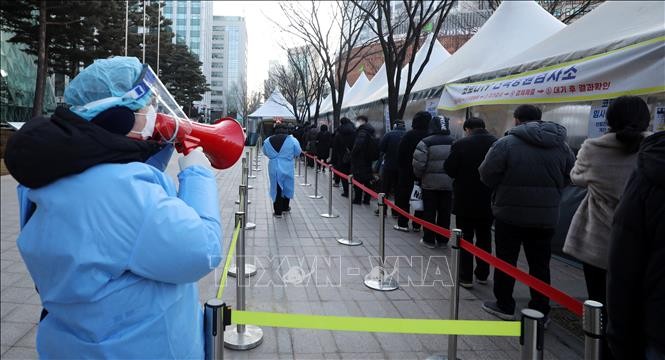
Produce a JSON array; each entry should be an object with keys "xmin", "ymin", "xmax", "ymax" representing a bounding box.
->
[{"xmin": 176, "ymin": 135, "xmax": 202, "ymax": 155}]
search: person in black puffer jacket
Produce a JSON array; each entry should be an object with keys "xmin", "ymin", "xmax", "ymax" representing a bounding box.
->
[
  {"xmin": 412, "ymin": 116, "xmax": 454, "ymax": 248},
  {"xmin": 315, "ymin": 124, "xmax": 332, "ymax": 172},
  {"xmin": 332, "ymin": 117, "xmax": 356, "ymax": 197},
  {"xmin": 607, "ymin": 131, "xmax": 665, "ymax": 360},
  {"xmin": 377, "ymin": 120, "xmax": 406, "ymax": 215},
  {"xmin": 479, "ymin": 104, "xmax": 575, "ymax": 321},
  {"xmin": 351, "ymin": 115, "xmax": 376, "ymax": 204},
  {"xmin": 444, "ymin": 117, "xmax": 497, "ymax": 287},
  {"xmin": 394, "ymin": 111, "xmax": 431, "ymax": 232}
]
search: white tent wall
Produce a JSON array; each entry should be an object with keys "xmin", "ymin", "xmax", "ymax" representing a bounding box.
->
[{"xmin": 412, "ymin": 1, "xmax": 565, "ymax": 95}]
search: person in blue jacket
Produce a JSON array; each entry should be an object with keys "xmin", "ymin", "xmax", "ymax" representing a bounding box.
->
[
  {"xmin": 4, "ymin": 56, "xmax": 223, "ymax": 359},
  {"xmin": 263, "ymin": 123, "xmax": 302, "ymax": 217}
]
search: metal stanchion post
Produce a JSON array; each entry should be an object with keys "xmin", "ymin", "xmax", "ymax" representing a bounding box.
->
[
  {"xmin": 235, "ymin": 158, "xmax": 252, "ymax": 204},
  {"xmin": 337, "ymin": 175, "xmax": 361, "ymax": 246},
  {"xmin": 583, "ymin": 300, "xmax": 603, "ymax": 360},
  {"xmin": 248, "ymin": 149, "xmax": 256, "ymax": 180},
  {"xmin": 225, "ymin": 212, "xmax": 263, "ymax": 350},
  {"xmin": 204, "ymin": 299, "xmax": 230, "ymax": 360},
  {"xmin": 520, "ymin": 309, "xmax": 545, "ymax": 360},
  {"xmin": 243, "ymin": 164, "xmax": 256, "ymax": 230},
  {"xmin": 300, "ymin": 155, "xmax": 311, "ymax": 186},
  {"xmin": 364, "ymin": 193, "xmax": 398, "ymax": 291},
  {"xmin": 448, "ymin": 229, "xmax": 463, "ymax": 359},
  {"xmin": 253, "ymin": 142, "xmax": 262, "ymax": 171},
  {"xmin": 309, "ymin": 157, "xmax": 323, "ymax": 199},
  {"xmin": 320, "ymin": 166, "xmax": 339, "ymax": 218},
  {"xmin": 228, "ymin": 191, "xmax": 257, "ymax": 277},
  {"xmin": 295, "ymin": 156, "xmax": 302, "ymax": 177}
]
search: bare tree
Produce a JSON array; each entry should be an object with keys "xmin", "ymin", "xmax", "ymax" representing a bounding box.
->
[
  {"xmin": 268, "ymin": 62, "xmax": 304, "ymax": 122},
  {"xmin": 284, "ymin": 45, "xmax": 328, "ymax": 124},
  {"xmin": 229, "ymin": 81, "xmax": 249, "ymax": 122},
  {"xmin": 352, "ymin": 0, "xmax": 455, "ymax": 125},
  {"xmin": 247, "ymin": 91, "xmax": 262, "ymax": 116},
  {"xmin": 484, "ymin": 0, "xmax": 603, "ymax": 24},
  {"xmin": 274, "ymin": 1, "xmax": 369, "ymax": 125}
]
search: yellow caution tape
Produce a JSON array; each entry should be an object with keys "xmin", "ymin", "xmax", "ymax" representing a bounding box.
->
[
  {"xmin": 232, "ymin": 310, "xmax": 521, "ymax": 337},
  {"xmin": 216, "ymin": 223, "xmax": 241, "ymax": 299}
]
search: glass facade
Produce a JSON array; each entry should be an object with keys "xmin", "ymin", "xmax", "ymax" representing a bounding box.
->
[{"xmin": 210, "ymin": 16, "xmax": 246, "ymax": 115}]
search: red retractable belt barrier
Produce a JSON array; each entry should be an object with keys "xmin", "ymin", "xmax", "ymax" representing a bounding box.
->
[
  {"xmin": 459, "ymin": 239, "xmax": 583, "ymax": 316},
  {"xmin": 303, "ymin": 160, "xmax": 583, "ymax": 316},
  {"xmin": 331, "ymin": 167, "xmax": 350, "ymax": 181},
  {"xmin": 384, "ymin": 199, "xmax": 452, "ymax": 239},
  {"xmin": 351, "ymin": 178, "xmax": 379, "ymax": 199}
]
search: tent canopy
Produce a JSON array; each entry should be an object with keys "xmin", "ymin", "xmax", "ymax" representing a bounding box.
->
[
  {"xmin": 361, "ymin": 33, "xmax": 451, "ymax": 105},
  {"xmin": 342, "ymin": 72, "xmax": 370, "ymax": 108},
  {"xmin": 318, "ymin": 81, "xmax": 351, "ymax": 114},
  {"xmin": 248, "ymin": 89, "xmax": 296, "ymax": 119},
  {"xmin": 461, "ymin": 1, "xmax": 665, "ymax": 83},
  {"xmin": 412, "ymin": 1, "xmax": 565, "ymax": 93},
  {"xmin": 438, "ymin": 1, "xmax": 665, "ymax": 110}
]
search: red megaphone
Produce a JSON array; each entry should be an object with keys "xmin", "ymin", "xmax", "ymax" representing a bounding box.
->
[{"xmin": 154, "ymin": 113, "xmax": 245, "ymax": 169}]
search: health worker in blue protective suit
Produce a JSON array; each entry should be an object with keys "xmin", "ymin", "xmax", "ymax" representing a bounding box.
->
[
  {"xmin": 4, "ymin": 56, "xmax": 223, "ymax": 359},
  {"xmin": 263, "ymin": 123, "xmax": 302, "ymax": 217}
]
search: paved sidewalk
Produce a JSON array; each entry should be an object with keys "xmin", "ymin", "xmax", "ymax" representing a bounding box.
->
[{"xmin": 1, "ymin": 148, "xmax": 586, "ymax": 359}]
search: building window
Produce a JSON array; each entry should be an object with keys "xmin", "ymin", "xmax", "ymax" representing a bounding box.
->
[
  {"xmin": 190, "ymin": 42, "xmax": 200, "ymax": 50},
  {"xmin": 213, "ymin": 26, "xmax": 224, "ymax": 31},
  {"xmin": 163, "ymin": 6, "xmax": 171, "ymax": 14},
  {"xmin": 190, "ymin": 30, "xmax": 200, "ymax": 38},
  {"xmin": 212, "ymin": 53, "xmax": 224, "ymax": 59},
  {"xmin": 191, "ymin": 0, "xmax": 200, "ymax": 6},
  {"xmin": 211, "ymin": 81, "xmax": 223, "ymax": 87},
  {"xmin": 212, "ymin": 43, "xmax": 224, "ymax": 49},
  {"xmin": 177, "ymin": 19, "xmax": 186, "ymax": 26},
  {"xmin": 211, "ymin": 72, "xmax": 223, "ymax": 77},
  {"xmin": 212, "ymin": 35, "xmax": 224, "ymax": 40},
  {"xmin": 191, "ymin": 7, "xmax": 200, "ymax": 14},
  {"xmin": 191, "ymin": 19, "xmax": 200, "ymax": 26},
  {"xmin": 212, "ymin": 62, "xmax": 224, "ymax": 68},
  {"xmin": 176, "ymin": 25, "xmax": 186, "ymax": 32}
]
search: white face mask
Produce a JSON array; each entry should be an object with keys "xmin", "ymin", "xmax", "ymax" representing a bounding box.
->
[
  {"xmin": 355, "ymin": 121, "xmax": 363, "ymax": 128},
  {"xmin": 132, "ymin": 105, "xmax": 156, "ymax": 139}
]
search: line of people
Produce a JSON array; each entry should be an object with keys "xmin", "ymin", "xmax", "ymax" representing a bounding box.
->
[{"xmin": 273, "ymin": 97, "xmax": 663, "ymax": 360}]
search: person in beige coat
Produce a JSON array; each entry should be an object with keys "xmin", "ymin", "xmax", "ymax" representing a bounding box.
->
[{"xmin": 564, "ymin": 96, "xmax": 651, "ymax": 305}]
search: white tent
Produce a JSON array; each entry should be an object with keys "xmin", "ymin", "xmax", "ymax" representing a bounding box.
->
[
  {"xmin": 412, "ymin": 1, "xmax": 565, "ymax": 94},
  {"xmin": 361, "ymin": 33, "xmax": 451, "ymax": 105},
  {"xmin": 346, "ymin": 64, "xmax": 386, "ymax": 108},
  {"xmin": 438, "ymin": 1, "xmax": 665, "ymax": 110},
  {"xmin": 248, "ymin": 89, "xmax": 295, "ymax": 119},
  {"xmin": 318, "ymin": 81, "xmax": 351, "ymax": 114},
  {"xmin": 342, "ymin": 72, "xmax": 370, "ymax": 108}
]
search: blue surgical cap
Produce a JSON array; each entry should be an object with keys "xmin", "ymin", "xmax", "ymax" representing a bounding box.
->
[{"xmin": 64, "ymin": 57, "xmax": 152, "ymax": 121}]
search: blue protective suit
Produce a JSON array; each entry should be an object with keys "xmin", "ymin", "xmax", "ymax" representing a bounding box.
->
[
  {"xmin": 17, "ymin": 162, "xmax": 221, "ymax": 359},
  {"xmin": 263, "ymin": 135, "xmax": 301, "ymax": 201}
]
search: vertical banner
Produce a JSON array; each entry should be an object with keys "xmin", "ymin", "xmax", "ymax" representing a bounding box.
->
[
  {"xmin": 384, "ymin": 103, "xmax": 390, "ymax": 131},
  {"xmin": 653, "ymin": 106, "xmax": 665, "ymax": 132},
  {"xmin": 425, "ymin": 99, "xmax": 438, "ymax": 117},
  {"xmin": 587, "ymin": 99, "xmax": 611, "ymax": 138}
]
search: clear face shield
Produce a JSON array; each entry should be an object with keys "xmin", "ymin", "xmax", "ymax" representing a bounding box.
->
[{"xmin": 128, "ymin": 64, "xmax": 191, "ymax": 143}]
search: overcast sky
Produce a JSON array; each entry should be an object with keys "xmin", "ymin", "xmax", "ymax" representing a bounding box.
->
[
  {"xmin": 212, "ymin": 1, "xmax": 334, "ymax": 95},
  {"xmin": 212, "ymin": 1, "xmax": 293, "ymax": 95}
]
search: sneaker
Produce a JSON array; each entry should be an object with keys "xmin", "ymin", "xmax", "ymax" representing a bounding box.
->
[
  {"xmin": 412, "ymin": 227, "xmax": 421, "ymax": 233},
  {"xmin": 476, "ymin": 278, "xmax": 488, "ymax": 285},
  {"xmin": 333, "ymin": 183, "xmax": 340, "ymax": 188},
  {"xmin": 341, "ymin": 193, "xmax": 349, "ymax": 198},
  {"xmin": 393, "ymin": 224, "xmax": 409, "ymax": 232},
  {"xmin": 283, "ymin": 207, "xmax": 292, "ymax": 213},
  {"xmin": 482, "ymin": 301, "xmax": 515, "ymax": 321},
  {"xmin": 459, "ymin": 280, "xmax": 474, "ymax": 289},
  {"xmin": 420, "ymin": 238, "xmax": 437, "ymax": 249},
  {"xmin": 543, "ymin": 316, "xmax": 551, "ymax": 329},
  {"xmin": 374, "ymin": 209, "xmax": 380, "ymax": 216},
  {"xmin": 273, "ymin": 213, "xmax": 283, "ymax": 218}
]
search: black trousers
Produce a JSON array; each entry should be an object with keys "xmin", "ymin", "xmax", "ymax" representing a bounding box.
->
[
  {"xmin": 353, "ymin": 175, "xmax": 372, "ymax": 204},
  {"xmin": 381, "ymin": 168, "xmax": 399, "ymax": 197},
  {"xmin": 273, "ymin": 184, "xmax": 291, "ymax": 215},
  {"xmin": 457, "ymin": 216, "xmax": 493, "ymax": 282},
  {"xmin": 493, "ymin": 220, "xmax": 554, "ymax": 316},
  {"xmin": 338, "ymin": 163, "xmax": 351, "ymax": 195},
  {"xmin": 396, "ymin": 180, "xmax": 423, "ymax": 228},
  {"xmin": 422, "ymin": 189, "xmax": 452, "ymax": 244}
]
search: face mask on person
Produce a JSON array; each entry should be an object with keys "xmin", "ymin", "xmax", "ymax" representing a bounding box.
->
[
  {"xmin": 355, "ymin": 121, "xmax": 363, "ymax": 128},
  {"xmin": 131, "ymin": 105, "xmax": 157, "ymax": 139}
]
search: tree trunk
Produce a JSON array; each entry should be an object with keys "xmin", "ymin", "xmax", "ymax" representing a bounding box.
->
[{"xmin": 32, "ymin": 0, "xmax": 48, "ymax": 118}]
